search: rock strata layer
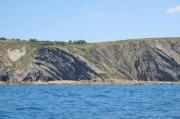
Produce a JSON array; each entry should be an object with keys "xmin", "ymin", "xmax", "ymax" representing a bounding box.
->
[{"xmin": 0, "ymin": 39, "xmax": 180, "ymax": 83}]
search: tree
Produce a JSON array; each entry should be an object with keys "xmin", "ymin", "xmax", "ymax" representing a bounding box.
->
[
  {"xmin": 11, "ymin": 38, "xmax": 20, "ymax": 41},
  {"xmin": 42, "ymin": 41, "xmax": 56, "ymax": 46},
  {"xmin": 55, "ymin": 41, "xmax": 67, "ymax": 46},
  {"xmin": 16, "ymin": 38, "xmax": 20, "ymax": 41},
  {"xmin": 68, "ymin": 40, "xmax": 72, "ymax": 44},
  {"xmin": 29, "ymin": 38, "xmax": 38, "ymax": 42},
  {"xmin": 73, "ymin": 40, "xmax": 87, "ymax": 44},
  {"xmin": 0, "ymin": 37, "xmax": 6, "ymax": 40}
]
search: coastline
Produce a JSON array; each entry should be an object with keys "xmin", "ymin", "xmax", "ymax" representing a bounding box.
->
[{"xmin": 0, "ymin": 80, "xmax": 180, "ymax": 86}]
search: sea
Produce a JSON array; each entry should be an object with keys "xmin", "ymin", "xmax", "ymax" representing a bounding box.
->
[{"xmin": 0, "ymin": 85, "xmax": 180, "ymax": 119}]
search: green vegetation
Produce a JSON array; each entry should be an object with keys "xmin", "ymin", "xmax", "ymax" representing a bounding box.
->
[{"xmin": 0, "ymin": 40, "xmax": 42, "ymax": 75}]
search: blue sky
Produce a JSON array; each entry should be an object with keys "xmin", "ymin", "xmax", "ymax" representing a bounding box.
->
[{"xmin": 0, "ymin": 0, "xmax": 180, "ymax": 42}]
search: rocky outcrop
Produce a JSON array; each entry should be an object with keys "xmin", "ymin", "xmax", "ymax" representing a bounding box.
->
[
  {"xmin": 0, "ymin": 58, "xmax": 11, "ymax": 81},
  {"xmin": 88, "ymin": 41, "xmax": 180, "ymax": 81},
  {"xmin": 0, "ymin": 39, "xmax": 180, "ymax": 83},
  {"xmin": 18, "ymin": 47, "xmax": 100, "ymax": 82},
  {"xmin": 0, "ymin": 59, "xmax": 4, "ymax": 72},
  {"xmin": 0, "ymin": 59, "xmax": 5, "ymax": 81}
]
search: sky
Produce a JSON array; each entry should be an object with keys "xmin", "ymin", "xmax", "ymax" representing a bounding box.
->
[{"xmin": 0, "ymin": 0, "xmax": 180, "ymax": 42}]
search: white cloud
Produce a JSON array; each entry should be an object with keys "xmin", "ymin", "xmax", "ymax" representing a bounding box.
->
[{"xmin": 166, "ymin": 5, "xmax": 180, "ymax": 14}]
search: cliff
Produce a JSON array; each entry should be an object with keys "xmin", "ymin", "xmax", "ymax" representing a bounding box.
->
[{"xmin": 0, "ymin": 38, "xmax": 180, "ymax": 83}]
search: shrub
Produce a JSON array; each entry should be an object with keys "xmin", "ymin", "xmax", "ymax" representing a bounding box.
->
[
  {"xmin": 0, "ymin": 37, "xmax": 7, "ymax": 40},
  {"xmin": 42, "ymin": 41, "xmax": 56, "ymax": 46},
  {"xmin": 68, "ymin": 40, "xmax": 72, "ymax": 44},
  {"xmin": 55, "ymin": 41, "xmax": 67, "ymax": 46},
  {"xmin": 11, "ymin": 38, "xmax": 20, "ymax": 41},
  {"xmin": 72, "ymin": 40, "xmax": 87, "ymax": 44},
  {"xmin": 29, "ymin": 38, "xmax": 38, "ymax": 42}
]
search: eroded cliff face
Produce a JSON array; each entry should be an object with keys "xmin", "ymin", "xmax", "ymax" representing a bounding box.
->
[
  {"xmin": 0, "ymin": 57, "xmax": 11, "ymax": 81},
  {"xmin": 16, "ymin": 47, "xmax": 100, "ymax": 82},
  {"xmin": 87, "ymin": 41, "xmax": 180, "ymax": 81},
  {"xmin": 0, "ymin": 59, "xmax": 6, "ymax": 81},
  {"xmin": 0, "ymin": 59, "xmax": 5, "ymax": 72},
  {"xmin": 0, "ymin": 39, "xmax": 180, "ymax": 83}
]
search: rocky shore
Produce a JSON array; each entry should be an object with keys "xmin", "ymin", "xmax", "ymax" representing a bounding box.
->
[{"xmin": 1, "ymin": 80, "xmax": 180, "ymax": 86}]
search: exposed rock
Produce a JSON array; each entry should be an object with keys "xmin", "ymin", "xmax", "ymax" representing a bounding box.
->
[
  {"xmin": 89, "ymin": 41, "xmax": 180, "ymax": 81},
  {"xmin": 0, "ymin": 39, "xmax": 180, "ymax": 83},
  {"xmin": 0, "ymin": 59, "xmax": 4, "ymax": 72},
  {"xmin": 19, "ymin": 47, "xmax": 100, "ymax": 81},
  {"xmin": 7, "ymin": 47, "xmax": 26, "ymax": 61},
  {"xmin": 0, "ymin": 72, "xmax": 11, "ymax": 81},
  {"xmin": 0, "ymin": 58, "xmax": 11, "ymax": 81}
]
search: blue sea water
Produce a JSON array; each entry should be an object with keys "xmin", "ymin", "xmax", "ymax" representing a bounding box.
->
[{"xmin": 0, "ymin": 85, "xmax": 180, "ymax": 119}]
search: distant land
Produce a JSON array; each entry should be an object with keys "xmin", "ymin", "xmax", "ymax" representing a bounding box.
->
[{"xmin": 0, "ymin": 37, "xmax": 180, "ymax": 85}]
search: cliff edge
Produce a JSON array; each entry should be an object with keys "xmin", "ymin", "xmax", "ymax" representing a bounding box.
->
[{"xmin": 0, "ymin": 38, "xmax": 180, "ymax": 83}]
